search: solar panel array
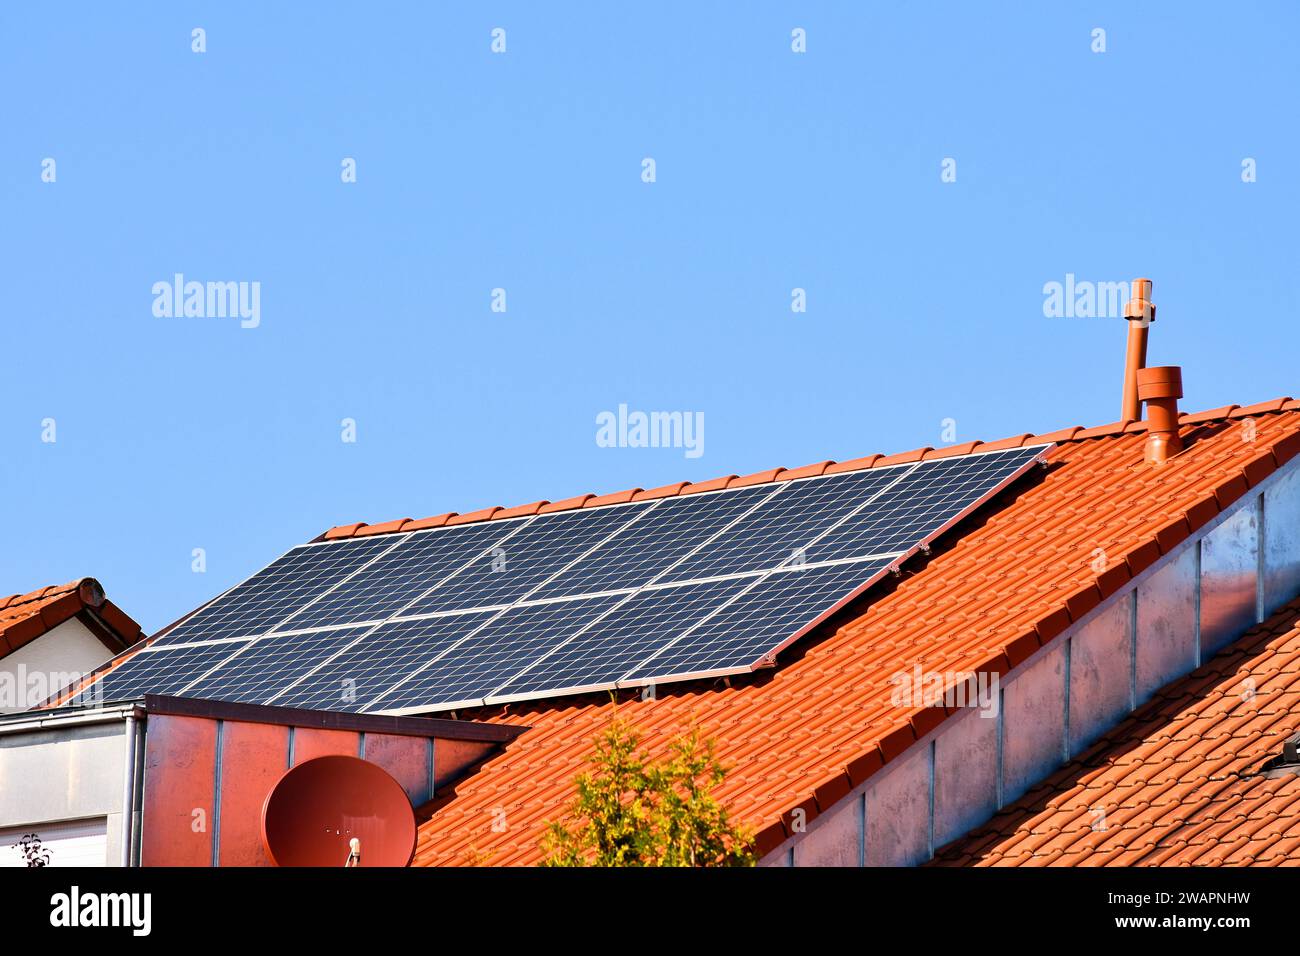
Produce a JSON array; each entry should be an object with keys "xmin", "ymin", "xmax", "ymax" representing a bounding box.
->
[{"xmin": 91, "ymin": 445, "xmax": 1045, "ymax": 714}]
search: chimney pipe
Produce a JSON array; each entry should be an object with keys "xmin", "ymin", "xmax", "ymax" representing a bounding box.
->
[
  {"xmin": 1137, "ymin": 365, "xmax": 1184, "ymax": 464},
  {"xmin": 1121, "ymin": 278, "xmax": 1155, "ymax": 422}
]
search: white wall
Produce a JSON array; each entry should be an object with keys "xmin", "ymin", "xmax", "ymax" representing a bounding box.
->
[{"xmin": 1, "ymin": 618, "xmax": 117, "ymax": 714}]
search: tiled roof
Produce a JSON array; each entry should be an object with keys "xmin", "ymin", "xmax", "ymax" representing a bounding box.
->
[
  {"xmin": 322, "ymin": 398, "xmax": 1300, "ymax": 540},
  {"xmin": 0, "ymin": 578, "xmax": 143, "ymax": 661},
  {"xmin": 411, "ymin": 399, "xmax": 1300, "ymax": 866},
  {"xmin": 931, "ymin": 595, "xmax": 1300, "ymax": 867}
]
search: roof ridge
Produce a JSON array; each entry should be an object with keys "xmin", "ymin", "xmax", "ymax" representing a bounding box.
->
[
  {"xmin": 318, "ymin": 396, "xmax": 1298, "ymax": 541},
  {"xmin": 0, "ymin": 578, "xmax": 85, "ymax": 611},
  {"xmin": 0, "ymin": 577, "xmax": 144, "ymax": 663}
]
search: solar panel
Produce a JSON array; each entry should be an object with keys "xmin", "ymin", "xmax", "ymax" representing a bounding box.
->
[
  {"xmin": 807, "ymin": 448, "xmax": 1041, "ymax": 561},
  {"xmin": 488, "ymin": 578, "xmax": 751, "ymax": 702},
  {"xmin": 624, "ymin": 558, "xmax": 894, "ymax": 682},
  {"xmin": 180, "ymin": 626, "xmax": 372, "ymax": 705},
  {"xmin": 271, "ymin": 612, "xmax": 497, "ymax": 712},
  {"xmin": 405, "ymin": 503, "xmax": 653, "ymax": 615},
  {"xmin": 97, "ymin": 640, "xmax": 251, "ymax": 701},
  {"xmin": 368, "ymin": 596, "xmax": 618, "ymax": 711},
  {"xmin": 82, "ymin": 444, "xmax": 1047, "ymax": 712},
  {"xmin": 660, "ymin": 467, "xmax": 903, "ymax": 582},
  {"xmin": 278, "ymin": 521, "xmax": 515, "ymax": 631},
  {"xmin": 153, "ymin": 536, "xmax": 399, "ymax": 646},
  {"xmin": 529, "ymin": 484, "xmax": 780, "ymax": 599}
]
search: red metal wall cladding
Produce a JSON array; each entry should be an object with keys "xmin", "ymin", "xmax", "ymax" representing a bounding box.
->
[{"xmin": 139, "ymin": 711, "xmax": 496, "ymax": 866}]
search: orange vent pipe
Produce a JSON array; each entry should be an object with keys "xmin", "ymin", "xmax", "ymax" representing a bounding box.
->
[
  {"xmin": 1137, "ymin": 365, "xmax": 1184, "ymax": 464},
  {"xmin": 1121, "ymin": 278, "xmax": 1155, "ymax": 422}
]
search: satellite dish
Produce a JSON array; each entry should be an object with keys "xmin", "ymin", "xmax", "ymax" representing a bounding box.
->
[{"xmin": 261, "ymin": 755, "xmax": 416, "ymax": 867}]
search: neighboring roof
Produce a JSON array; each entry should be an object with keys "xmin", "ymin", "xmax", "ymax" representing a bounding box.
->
[
  {"xmin": 321, "ymin": 397, "xmax": 1300, "ymax": 541},
  {"xmin": 411, "ymin": 398, "xmax": 1300, "ymax": 866},
  {"xmin": 930, "ymin": 595, "xmax": 1300, "ymax": 867},
  {"xmin": 0, "ymin": 578, "xmax": 143, "ymax": 661}
]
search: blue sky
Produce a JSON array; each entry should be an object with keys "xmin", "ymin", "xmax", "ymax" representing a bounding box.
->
[{"xmin": 2, "ymin": 3, "xmax": 1296, "ymax": 633}]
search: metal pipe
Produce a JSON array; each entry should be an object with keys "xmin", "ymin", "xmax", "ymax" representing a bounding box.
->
[
  {"xmin": 1137, "ymin": 365, "xmax": 1184, "ymax": 464},
  {"xmin": 1121, "ymin": 278, "xmax": 1155, "ymax": 422},
  {"xmin": 119, "ymin": 714, "xmax": 137, "ymax": 867},
  {"xmin": 1121, "ymin": 322, "xmax": 1149, "ymax": 422}
]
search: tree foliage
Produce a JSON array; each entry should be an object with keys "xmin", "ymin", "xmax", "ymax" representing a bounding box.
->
[{"xmin": 541, "ymin": 718, "xmax": 755, "ymax": 867}]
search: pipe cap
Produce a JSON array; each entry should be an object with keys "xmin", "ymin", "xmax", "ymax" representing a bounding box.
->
[
  {"xmin": 1136, "ymin": 365, "xmax": 1183, "ymax": 401},
  {"xmin": 1124, "ymin": 277, "xmax": 1156, "ymax": 323}
]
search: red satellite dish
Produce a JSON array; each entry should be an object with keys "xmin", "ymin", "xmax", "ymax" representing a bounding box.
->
[{"xmin": 261, "ymin": 755, "xmax": 416, "ymax": 867}]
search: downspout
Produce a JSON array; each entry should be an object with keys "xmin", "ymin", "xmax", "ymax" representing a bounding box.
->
[{"xmin": 120, "ymin": 713, "xmax": 138, "ymax": 867}]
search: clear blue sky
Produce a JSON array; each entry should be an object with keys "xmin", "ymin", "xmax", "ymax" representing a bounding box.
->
[{"xmin": 3, "ymin": 3, "xmax": 1296, "ymax": 633}]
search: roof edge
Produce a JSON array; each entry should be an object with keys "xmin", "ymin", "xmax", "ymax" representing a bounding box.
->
[{"xmin": 0, "ymin": 578, "xmax": 144, "ymax": 659}]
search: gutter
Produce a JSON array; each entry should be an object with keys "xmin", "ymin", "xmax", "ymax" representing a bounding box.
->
[{"xmin": 0, "ymin": 702, "xmax": 141, "ymax": 736}]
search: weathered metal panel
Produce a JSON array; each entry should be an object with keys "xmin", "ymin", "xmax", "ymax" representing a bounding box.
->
[
  {"xmin": 434, "ymin": 739, "xmax": 495, "ymax": 791},
  {"xmin": 864, "ymin": 743, "xmax": 930, "ymax": 866},
  {"xmin": 1001, "ymin": 641, "xmax": 1065, "ymax": 806},
  {"xmin": 1068, "ymin": 595, "xmax": 1132, "ymax": 756},
  {"xmin": 1200, "ymin": 500, "xmax": 1260, "ymax": 657},
  {"xmin": 291, "ymin": 728, "xmax": 360, "ymax": 764},
  {"xmin": 933, "ymin": 706, "xmax": 998, "ymax": 849},
  {"xmin": 793, "ymin": 792, "xmax": 862, "ymax": 867},
  {"xmin": 364, "ymin": 733, "xmax": 431, "ymax": 806},
  {"xmin": 216, "ymin": 721, "xmax": 289, "ymax": 867},
  {"xmin": 140, "ymin": 714, "xmax": 218, "ymax": 866},
  {"xmin": 1263, "ymin": 462, "xmax": 1300, "ymax": 617},
  {"xmin": 1135, "ymin": 544, "xmax": 1198, "ymax": 704}
]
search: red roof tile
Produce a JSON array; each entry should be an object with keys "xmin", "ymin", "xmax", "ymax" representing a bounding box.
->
[
  {"xmin": 0, "ymin": 578, "xmax": 143, "ymax": 660},
  {"xmin": 932, "ymin": 594, "xmax": 1300, "ymax": 867},
  {"xmin": 409, "ymin": 400, "xmax": 1300, "ymax": 866}
]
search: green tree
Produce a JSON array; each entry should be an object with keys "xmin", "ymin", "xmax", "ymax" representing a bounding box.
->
[{"xmin": 541, "ymin": 718, "xmax": 755, "ymax": 867}]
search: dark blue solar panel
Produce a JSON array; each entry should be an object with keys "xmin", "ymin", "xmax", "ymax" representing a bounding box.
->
[
  {"xmin": 405, "ymin": 503, "xmax": 653, "ymax": 616},
  {"xmin": 96, "ymin": 444, "xmax": 1043, "ymax": 713},
  {"xmin": 279, "ymin": 521, "xmax": 517, "ymax": 631},
  {"xmin": 624, "ymin": 559, "xmax": 893, "ymax": 681},
  {"xmin": 368, "ymin": 596, "xmax": 617, "ymax": 711},
  {"xmin": 154, "ymin": 537, "xmax": 398, "ymax": 646},
  {"xmin": 807, "ymin": 447, "xmax": 1040, "ymax": 563},
  {"xmin": 179, "ymin": 626, "xmax": 371, "ymax": 706},
  {"xmin": 272, "ymin": 612, "xmax": 497, "ymax": 712},
  {"xmin": 488, "ymin": 578, "xmax": 749, "ymax": 701},
  {"xmin": 661, "ymin": 467, "xmax": 904, "ymax": 583},
  {"xmin": 95, "ymin": 641, "xmax": 251, "ymax": 702},
  {"xmin": 531, "ymin": 485, "xmax": 780, "ymax": 599}
]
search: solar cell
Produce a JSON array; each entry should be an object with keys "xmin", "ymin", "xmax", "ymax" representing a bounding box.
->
[
  {"xmin": 153, "ymin": 536, "xmax": 399, "ymax": 646},
  {"xmin": 806, "ymin": 446, "xmax": 1041, "ymax": 563},
  {"xmin": 181, "ymin": 626, "xmax": 372, "ymax": 705},
  {"xmin": 405, "ymin": 503, "xmax": 653, "ymax": 616},
  {"xmin": 96, "ymin": 641, "xmax": 251, "ymax": 702},
  {"xmin": 271, "ymin": 612, "xmax": 498, "ymax": 711},
  {"xmin": 623, "ymin": 558, "xmax": 893, "ymax": 682},
  {"xmin": 660, "ymin": 466, "xmax": 905, "ymax": 583},
  {"xmin": 530, "ymin": 484, "xmax": 781, "ymax": 599},
  {"xmin": 278, "ymin": 521, "xmax": 518, "ymax": 631},
  {"xmin": 487, "ymin": 577, "xmax": 749, "ymax": 702},
  {"xmin": 368, "ymin": 596, "xmax": 617, "ymax": 712}
]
